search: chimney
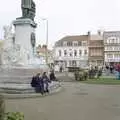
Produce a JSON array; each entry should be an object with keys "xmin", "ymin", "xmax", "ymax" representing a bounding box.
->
[
  {"xmin": 97, "ymin": 30, "xmax": 101, "ymax": 36},
  {"xmin": 87, "ymin": 31, "xmax": 91, "ymax": 36}
]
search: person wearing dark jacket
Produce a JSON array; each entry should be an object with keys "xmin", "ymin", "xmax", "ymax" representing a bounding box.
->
[
  {"xmin": 31, "ymin": 73, "xmax": 44, "ymax": 95},
  {"xmin": 42, "ymin": 72, "xmax": 51, "ymax": 94},
  {"xmin": 49, "ymin": 71, "xmax": 56, "ymax": 81}
]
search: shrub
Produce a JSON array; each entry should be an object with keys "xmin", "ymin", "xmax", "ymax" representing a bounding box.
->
[
  {"xmin": 0, "ymin": 95, "xmax": 24, "ymax": 120},
  {"xmin": 74, "ymin": 70, "xmax": 89, "ymax": 81},
  {"xmin": 4, "ymin": 112, "xmax": 24, "ymax": 120}
]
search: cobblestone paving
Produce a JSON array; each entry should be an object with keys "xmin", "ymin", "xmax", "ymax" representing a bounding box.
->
[{"xmin": 6, "ymin": 82, "xmax": 120, "ymax": 120}]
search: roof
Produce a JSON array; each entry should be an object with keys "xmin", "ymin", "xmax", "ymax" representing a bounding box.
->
[
  {"xmin": 36, "ymin": 47, "xmax": 52, "ymax": 54},
  {"xmin": 104, "ymin": 31, "xmax": 120, "ymax": 33},
  {"xmin": 55, "ymin": 35, "xmax": 89, "ymax": 44},
  {"xmin": 90, "ymin": 35, "xmax": 103, "ymax": 40}
]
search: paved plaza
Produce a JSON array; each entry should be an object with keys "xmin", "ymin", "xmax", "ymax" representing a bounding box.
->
[{"xmin": 5, "ymin": 82, "xmax": 120, "ymax": 120}]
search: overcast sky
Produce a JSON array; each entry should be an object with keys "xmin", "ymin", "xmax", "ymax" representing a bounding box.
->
[{"xmin": 0, "ymin": 0, "xmax": 120, "ymax": 48}]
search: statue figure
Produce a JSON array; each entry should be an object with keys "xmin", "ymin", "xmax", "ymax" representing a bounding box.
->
[
  {"xmin": 21, "ymin": 0, "xmax": 36, "ymax": 21},
  {"xmin": 3, "ymin": 25, "xmax": 14, "ymax": 48},
  {"xmin": 3, "ymin": 25, "xmax": 12, "ymax": 40}
]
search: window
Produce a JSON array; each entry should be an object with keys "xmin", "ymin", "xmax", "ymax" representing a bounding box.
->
[
  {"xmin": 67, "ymin": 42, "xmax": 72, "ymax": 46},
  {"xmin": 107, "ymin": 37, "xmax": 120, "ymax": 44},
  {"xmin": 78, "ymin": 41, "xmax": 82, "ymax": 46},
  {"xmin": 73, "ymin": 41, "xmax": 78, "ymax": 46},
  {"xmin": 74, "ymin": 50, "xmax": 77, "ymax": 57},
  {"xmin": 84, "ymin": 50, "xmax": 87, "ymax": 55},
  {"xmin": 64, "ymin": 50, "xmax": 67, "ymax": 56},
  {"xmin": 59, "ymin": 50, "xmax": 61, "ymax": 56},
  {"xmin": 72, "ymin": 60, "xmax": 77, "ymax": 66},
  {"xmin": 63, "ymin": 41, "xmax": 67, "ymax": 46},
  {"xmin": 69, "ymin": 61, "xmax": 72, "ymax": 67},
  {"xmin": 107, "ymin": 54, "xmax": 113, "ymax": 58},
  {"xmin": 114, "ymin": 54, "xmax": 119, "ymax": 58},
  {"xmin": 70, "ymin": 52, "xmax": 72, "ymax": 57},
  {"xmin": 82, "ymin": 41, "xmax": 87, "ymax": 46},
  {"xmin": 79, "ymin": 50, "xmax": 82, "ymax": 56},
  {"xmin": 69, "ymin": 49, "xmax": 73, "ymax": 57},
  {"xmin": 91, "ymin": 49, "xmax": 95, "ymax": 56}
]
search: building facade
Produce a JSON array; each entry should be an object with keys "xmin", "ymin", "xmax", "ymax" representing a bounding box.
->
[
  {"xmin": 53, "ymin": 35, "xmax": 89, "ymax": 69},
  {"xmin": 89, "ymin": 34, "xmax": 104, "ymax": 66},
  {"xmin": 103, "ymin": 31, "xmax": 120, "ymax": 65},
  {"xmin": 36, "ymin": 45, "xmax": 54, "ymax": 65}
]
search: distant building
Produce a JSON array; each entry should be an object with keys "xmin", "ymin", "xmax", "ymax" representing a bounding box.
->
[
  {"xmin": 89, "ymin": 33, "xmax": 104, "ymax": 66},
  {"xmin": 36, "ymin": 45, "xmax": 54, "ymax": 65},
  {"xmin": 53, "ymin": 35, "xmax": 89, "ymax": 70},
  {"xmin": 103, "ymin": 31, "xmax": 120, "ymax": 65}
]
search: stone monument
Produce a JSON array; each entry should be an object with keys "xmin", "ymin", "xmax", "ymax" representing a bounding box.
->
[
  {"xmin": 1, "ymin": 0, "xmax": 48, "ymax": 68},
  {"xmin": 12, "ymin": 0, "xmax": 37, "ymax": 66},
  {"xmin": 0, "ymin": 0, "xmax": 61, "ymax": 97}
]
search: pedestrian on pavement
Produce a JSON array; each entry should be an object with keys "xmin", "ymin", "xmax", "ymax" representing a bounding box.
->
[
  {"xmin": 97, "ymin": 68, "xmax": 102, "ymax": 80},
  {"xmin": 110, "ymin": 65, "xmax": 114, "ymax": 74},
  {"xmin": 49, "ymin": 70, "xmax": 57, "ymax": 81}
]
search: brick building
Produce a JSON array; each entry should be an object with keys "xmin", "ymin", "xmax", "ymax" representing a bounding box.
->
[{"xmin": 88, "ymin": 34, "xmax": 104, "ymax": 66}]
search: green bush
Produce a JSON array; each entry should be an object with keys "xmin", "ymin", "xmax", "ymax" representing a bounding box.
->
[
  {"xmin": 74, "ymin": 70, "xmax": 89, "ymax": 81},
  {"xmin": 4, "ymin": 112, "xmax": 24, "ymax": 120},
  {"xmin": 0, "ymin": 95, "xmax": 24, "ymax": 120}
]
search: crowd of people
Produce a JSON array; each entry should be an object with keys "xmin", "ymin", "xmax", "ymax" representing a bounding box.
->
[
  {"xmin": 105, "ymin": 63, "xmax": 120, "ymax": 79},
  {"xmin": 31, "ymin": 71, "xmax": 57, "ymax": 95}
]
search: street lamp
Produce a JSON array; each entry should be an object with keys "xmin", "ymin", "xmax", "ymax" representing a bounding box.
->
[{"xmin": 40, "ymin": 18, "xmax": 48, "ymax": 64}]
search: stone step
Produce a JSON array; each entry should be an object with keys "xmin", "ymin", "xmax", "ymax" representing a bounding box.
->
[
  {"xmin": 2, "ymin": 86, "xmax": 62, "ymax": 99},
  {"xmin": 0, "ymin": 82, "xmax": 61, "ymax": 94}
]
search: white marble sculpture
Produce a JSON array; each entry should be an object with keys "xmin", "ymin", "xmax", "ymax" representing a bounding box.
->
[
  {"xmin": 1, "ymin": 23, "xmax": 45, "ymax": 67},
  {"xmin": 1, "ymin": 24, "xmax": 29, "ymax": 66},
  {"xmin": 3, "ymin": 25, "xmax": 14, "ymax": 48}
]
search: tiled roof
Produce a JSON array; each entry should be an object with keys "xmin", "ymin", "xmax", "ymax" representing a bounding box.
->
[{"xmin": 56, "ymin": 35, "xmax": 89, "ymax": 44}]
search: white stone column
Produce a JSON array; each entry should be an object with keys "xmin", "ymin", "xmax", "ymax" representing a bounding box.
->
[{"xmin": 13, "ymin": 18, "xmax": 37, "ymax": 65}]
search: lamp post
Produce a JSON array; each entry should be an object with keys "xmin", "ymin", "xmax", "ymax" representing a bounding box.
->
[{"xmin": 40, "ymin": 18, "xmax": 48, "ymax": 64}]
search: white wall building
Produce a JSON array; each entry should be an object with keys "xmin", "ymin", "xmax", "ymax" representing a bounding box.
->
[
  {"xmin": 104, "ymin": 31, "xmax": 120, "ymax": 64},
  {"xmin": 53, "ymin": 35, "xmax": 89, "ymax": 70}
]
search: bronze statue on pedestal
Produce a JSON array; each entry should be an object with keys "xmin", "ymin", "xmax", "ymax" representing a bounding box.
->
[{"xmin": 21, "ymin": 0, "xmax": 36, "ymax": 21}]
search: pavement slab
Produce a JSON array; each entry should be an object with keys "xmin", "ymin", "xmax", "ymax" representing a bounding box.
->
[{"xmin": 5, "ymin": 82, "xmax": 120, "ymax": 120}]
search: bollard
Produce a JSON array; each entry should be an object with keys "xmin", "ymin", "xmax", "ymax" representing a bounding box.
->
[{"xmin": 0, "ymin": 95, "xmax": 5, "ymax": 120}]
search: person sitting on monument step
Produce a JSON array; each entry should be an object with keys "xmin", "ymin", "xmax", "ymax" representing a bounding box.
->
[
  {"xmin": 31, "ymin": 73, "xmax": 44, "ymax": 95},
  {"xmin": 42, "ymin": 72, "xmax": 51, "ymax": 94}
]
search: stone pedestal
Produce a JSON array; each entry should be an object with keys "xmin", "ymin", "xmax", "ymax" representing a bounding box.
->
[{"xmin": 13, "ymin": 18, "xmax": 37, "ymax": 65}]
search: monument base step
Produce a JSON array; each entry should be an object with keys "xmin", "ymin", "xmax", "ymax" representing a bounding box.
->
[
  {"xmin": 0, "ymin": 82, "xmax": 61, "ymax": 94},
  {"xmin": 2, "ymin": 86, "xmax": 63, "ymax": 99}
]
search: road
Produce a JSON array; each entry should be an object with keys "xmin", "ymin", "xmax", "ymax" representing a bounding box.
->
[{"xmin": 6, "ymin": 82, "xmax": 120, "ymax": 120}]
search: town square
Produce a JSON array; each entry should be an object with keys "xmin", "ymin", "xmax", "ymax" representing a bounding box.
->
[{"xmin": 0, "ymin": 0, "xmax": 120, "ymax": 120}]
